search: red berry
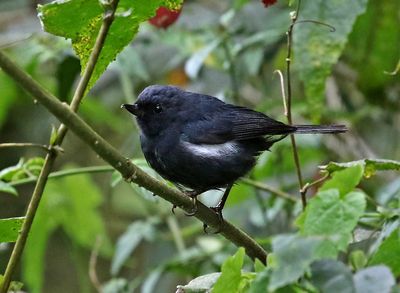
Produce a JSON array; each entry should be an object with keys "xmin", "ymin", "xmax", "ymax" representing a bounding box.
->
[
  {"xmin": 261, "ymin": 0, "xmax": 277, "ymax": 7},
  {"xmin": 149, "ymin": 6, "xmax": 182, "ymax": 29}
]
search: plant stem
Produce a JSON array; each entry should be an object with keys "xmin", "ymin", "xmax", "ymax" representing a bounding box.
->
[
  {"xmin": 222, "ymin": 37, "xmax": 240, "ymax": 104},
  {"xmin": 0, "ymin": 1, "xmax": 120, "ymax": 291},
  {"xmin": 285, "ymin": 0, "xmax": 306, "ymax": 209},
  {"xmin": 0, "ymin": 54, "xmax": 268, "ymax": 266},
  {"xmin": 166, "ymin": 216, "xmax": 186, "ymax": 255},
  {"xmin": 241, "ymin": 178, "xmax": 297, "ymax": 202},
  {"xmin": 0, "ymin": 143, "xmax": 50, "ymax": 152},
  {"xmin": 10, "ymin": 165, "xmax": 114, "ymax": 186}
]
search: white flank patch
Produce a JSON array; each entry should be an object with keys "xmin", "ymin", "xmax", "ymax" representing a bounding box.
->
[{"xmin": 182, "ymin": 141, "xmax": 239, "ymax": 158}]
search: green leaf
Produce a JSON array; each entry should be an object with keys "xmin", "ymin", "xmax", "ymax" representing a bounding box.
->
[
  {"xmin": 268, "ymin": 234, "xmax": 324, "ymax": 291},
  {"xmin": 254, "ymin": 258, "xmax": 266, "ymax": 273},
  {"xmin": 0, "ymin": 275, "xmax": 24, "ymax": 292},
  {"xmin": 0, "ymin": 217, "xmax": 24, "ymax": 243},
  {"xmin": 0, "ymin": 72, "xmax": 17, "ymax": 128},
  {"xmin": 102, "ymin": 278, "xmax": 131, "ymax": 293},
  {"xmin": 369, "ymin": 229, "xmax": 400, "ymax": 277},
  {"xmin": 320, "ymin": 165, "xmax": 364, "ymax": 196},
  {"xmin": 293, "ymin": 0, "xmax": 368, "ymax": 121},
  {"xmin": 0, "ymin": 181, "xmax": 18, "ymax": 196},
  {"xmin": 0, "ymin": 159, "xmax": 24, "ymax": 182},
  {"xmin": 212, "ymin": 247, "xmax": 245, "ymax": 293},
  {"xmin": 111, "ymin": 220, "xmax": 156, "ymax": 275},
  {"xmin": 347, "ymin": 1, "xmax": 400, "ymax": 89},
  {"xmin": 350, "ymin": 250, "xmax": 367, "ymax": 271},
  {"xmin": 185, "ymin": 39, "xmax": 221, "ymax": 79},
  {"xmin": 353, "ymin": 266, "xmax": 395, "ymax": 293},
  {"xmin": 249, "ymin": 268, "xmax": 270, "ymax": 293},
  {"xmin": 320, "ymin": 159, "xmax": 400, "ymax": 178},
  {"xmin": 297, "ymin": 189, "xmax": 366, "ymax": 251},
  {"xmin": 38, "ymin": 0, "xmax": 183, "ymax": 93},
  {"xmin": 310, "ymin": 260, "xmax": 355, "ymax": 293},
  {"xmin": 177, "ymin": 273, "xmax": 221, "ymax": 293},
  {"xmin": 23, "ymin": 171, "xmax": 109, "ymax": 293}
]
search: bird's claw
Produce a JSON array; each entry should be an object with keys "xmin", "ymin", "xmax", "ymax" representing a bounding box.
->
[
  {"xmin": 184, "ymin": 196, "xmax": 198, "ymax": 216},
  {"xmin": 203, "ymin": 207, "xmax": 224, "ymax": 234},
  {"xmin": 171, "ymin": 204, "xmax": 177, "ymax": 214}
]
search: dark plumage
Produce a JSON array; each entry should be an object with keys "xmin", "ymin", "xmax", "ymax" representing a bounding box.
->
[{"xmin": 122, "ymin": 85, "xmax": 346, "ymax": 220}]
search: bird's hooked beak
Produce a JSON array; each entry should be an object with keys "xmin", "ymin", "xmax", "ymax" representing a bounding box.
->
[{"xmin": 121, "ymin": 103, "xmax": 142, "ymax": 117}]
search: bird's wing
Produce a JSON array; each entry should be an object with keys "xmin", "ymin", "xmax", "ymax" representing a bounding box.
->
[
  {"xmin": 228, "ymin": 105, "xmax": 295, "ymax": 140},
  {"xmin": 182, "ymin": 104, "xmax": 295, "ymax": 144}
]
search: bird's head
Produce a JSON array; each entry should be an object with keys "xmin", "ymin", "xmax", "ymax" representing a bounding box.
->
[{"xmin": 122, "ymin": 85, "xmax": 186, "ymax": 137}]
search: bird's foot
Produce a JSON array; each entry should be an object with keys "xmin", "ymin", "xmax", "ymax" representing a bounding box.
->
[
  {"xmin": 203, "ymin": 206, "xmax": 224, "ymax": 234},
  {"xmin": 184, "ymin": 195, "xmax": 198, "ymax": 216},
  {"xmin": 171, "ymin": 190, "xmax": 202, "ymax": 216}
]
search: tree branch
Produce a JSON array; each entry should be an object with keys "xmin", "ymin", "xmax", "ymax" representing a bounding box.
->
[
  {"xmin": 0, "ymin": 52, "xmax": 268, "ymax": 265},
  {"xmin": 285, "ymin": 0, "xmax": 306, "ymax": 209},
  {"xmin": 0, "ymin": 1, "xmax": 120, "ymax": 291}
]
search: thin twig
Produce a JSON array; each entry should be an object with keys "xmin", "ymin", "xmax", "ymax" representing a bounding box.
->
[
  {"xmin": 10, "ymin": 165, "xmax": 114, "ymax": 186},
  {"xmin": 241, "ymin": 178, "xmax": 297, "ymax": 203},
  {"xmin": 273, "ymin": 70, "xmax": 287, "ymax": 116},
  {"xmin": 285, "ymin": 0, "xmax": 306, "ymax": 209},
  {"xmin": 166, "ymin": 216, "xmax": 186, "ymax": 255},
  {"xmin": 0, "ymin": 142, "xmax": 51, "ymax": 152},
  {"xmin": 89, "ymin": 236, "xmax": 103, "ymax": 293},
  {"xmin": 300, "ymin": 173, "xmax": 329, "ymax": 200},
  {"xmin": 294, "ymin": 20, "xmax": 336, "ymax": 32},
  {"xmin": 0, "ymin": 2, "xmax": 120, "ymax": 291},
  {"xmin": 222, "ymin": 37, "xmax": 240, "ymax": 105},
  {"xmin": 0, "ymin": 51, "xmax": 268, "ymax": 266}
]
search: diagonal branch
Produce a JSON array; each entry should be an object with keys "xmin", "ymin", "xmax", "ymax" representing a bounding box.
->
[
  {"xmin": 0, "ymin": 51, "xmax": 268, "ymax": 265},
  {"xmin": 0, "ymin": 1, "xmax": 120, "ymax": 291}
]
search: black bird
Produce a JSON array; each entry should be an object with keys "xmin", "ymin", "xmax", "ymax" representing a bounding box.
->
[{"xmin": 122, "ymin": 85, "xmax": 346, "ymax": 226}]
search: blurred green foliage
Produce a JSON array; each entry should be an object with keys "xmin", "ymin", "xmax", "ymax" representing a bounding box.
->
[{"xmin": 0, "ymin": 0, "xmax": 399, "ymax": 292}]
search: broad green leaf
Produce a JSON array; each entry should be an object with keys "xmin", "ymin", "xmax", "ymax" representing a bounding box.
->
[
  {"xmin": 249, "ymin": 268, "xmax": 270, "ymax": 293},
  {"xmin": 310, "ymin": 260, "xmax": 355, "ymax": 293},
  {"xmin": 212, "ymin": 247, "xmax": 245, "ymax": 293},
  {"xmin": 369, "ymin": 229, "xmax": 400, "ymax": 277},
  {"xmin": 293, "ymin": 0, "xmax": 368, "ymax": 121},
  {"xmin": 111, "ymin": 220, "xmax": 156, "ymax": 275},
  {"xmin": 268, "ymin": 235, "xmax": 324, "ymax": 291},
  {"xmin": 297, "ymin": 189, "xmax": 366, "ymax": 251},
  {"xmin": 38, "ymin": 0, "xmax": 183, "ymax": 93},
  {"xmin": 0, "ymin": 217, "xmax": 24, "ymax": 243},
  {"xmin": 23, "ymin": 171, "xmax": 109, "ymax": 293},
  {"xmin": 0, "ymin": 181, "xmax": 18, "ymax": 196},
  {"xmin": 321, "ymin": 159, "xmax": 400, "ymax": 178},
  {"xmin": 0, "ymin": 72, "xmax": 17, "ymax": 128},
  {"xmin": 23, "ymin": 206, "xmax": 57, "ymax": 293},
  {"xmin": 347, "ymin": 0, "xmax": 400, "ymax": 90},
  {"xmin": 185, "ymin": 39, "xmax": 221, "ymax": 79},
  {"xmin": 353, "ymin": 266, "xmax": 395, "ymax": 293},
  {"xmin": 176, "ymin": 273, "xmax": 221, "ymax": 293},
  {"xmin": 320, "ymin": 165, "xmax": 364, "ymax": 197}
]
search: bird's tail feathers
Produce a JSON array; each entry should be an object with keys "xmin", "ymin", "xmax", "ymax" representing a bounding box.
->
[{"xmin": 294, "ymin": 124, "xmax": 347, "ymax": 134}]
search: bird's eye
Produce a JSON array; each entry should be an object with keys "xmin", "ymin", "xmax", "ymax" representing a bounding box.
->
[{"xmin": 154, "ymin": 104, "xmax": 163, "ymax": 113}]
